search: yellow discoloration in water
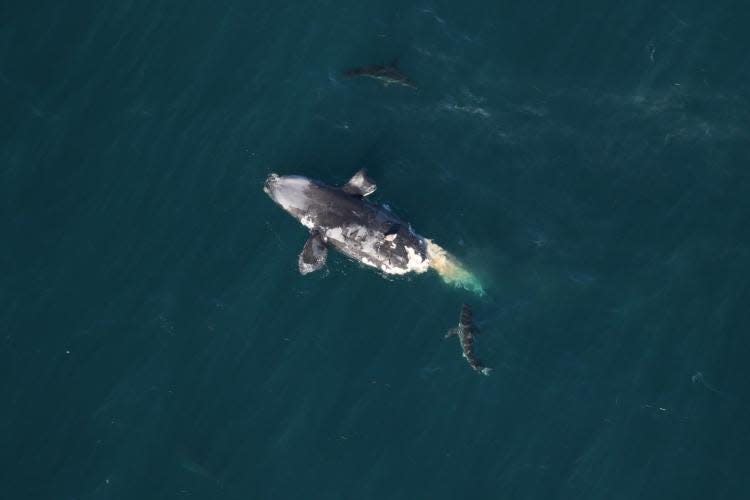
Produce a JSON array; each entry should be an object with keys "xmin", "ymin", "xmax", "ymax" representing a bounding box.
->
[{"xmin": 426, "ymin": 240, "xmax": 485, "ymax": 296}]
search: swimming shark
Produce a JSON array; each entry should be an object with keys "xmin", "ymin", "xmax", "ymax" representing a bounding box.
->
[
  {"xmin": 343, "ymin": 60, "xmax": 417, "ymax": 89},
  {"xmin": 264, "ymin": 170, "xmax": 483, "ymax": 294},
  {"xmin": 445, "ymin": 304, "xmax": 492, "ymax": 375}
]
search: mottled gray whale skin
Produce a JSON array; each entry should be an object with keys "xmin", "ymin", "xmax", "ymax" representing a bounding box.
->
[{"xmin": 264, "ymin": 170, "xmax": 430, "ymax": 276}]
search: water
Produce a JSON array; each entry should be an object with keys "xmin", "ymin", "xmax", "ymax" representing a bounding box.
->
[{"xmin": 2, "ymin": 1, "xmax": 750, "ymax": 498}]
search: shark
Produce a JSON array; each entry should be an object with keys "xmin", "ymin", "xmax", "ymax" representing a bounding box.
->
[
  {"xmin": 445, "ymin": 304, "xmax": 492, "ymax": 375},
  {"xmin": 343, "ymin": 60, "xmax": 417, "ymax": 89}
]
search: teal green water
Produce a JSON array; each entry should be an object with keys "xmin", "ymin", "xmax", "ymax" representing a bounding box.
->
[{"xmin": 2, "ymin": 1, "xmax": 750, "ymax": 498}]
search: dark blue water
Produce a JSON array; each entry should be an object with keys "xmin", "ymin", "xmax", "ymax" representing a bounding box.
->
[{"xmin": 2, "ymin": 1, "xmax": 750, "ymax": 498}]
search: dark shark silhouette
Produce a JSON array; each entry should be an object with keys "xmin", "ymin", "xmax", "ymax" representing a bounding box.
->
[
  {"xmin": 343, "ymin": 60, "xmax": 417, "ymax": 89},
  {"xmin": 445, "ymin": 304, "xmax": 492, "ymax": 375}
]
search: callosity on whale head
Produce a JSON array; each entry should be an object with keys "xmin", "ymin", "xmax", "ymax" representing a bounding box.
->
[
  {"xmin": 263, "ymin": 173, "xmax": 331, "ymax": 230},
  {"xmin": 263, "ymin": 174, "xmax": 313, "ymax": 217}
]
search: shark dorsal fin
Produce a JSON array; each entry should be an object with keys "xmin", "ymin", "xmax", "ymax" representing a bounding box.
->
[{"xmin": 342, "ymin": 169, "xmax": 377, "ymax": 197}]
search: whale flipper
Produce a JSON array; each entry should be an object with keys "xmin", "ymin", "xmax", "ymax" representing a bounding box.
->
[
  {"xmin": 298, "ymin": 231, "xmax": 328, "ymax": 275},
  {"xmin": 342, "ymin": 169, "xmax": 377, "ymax": 197}
]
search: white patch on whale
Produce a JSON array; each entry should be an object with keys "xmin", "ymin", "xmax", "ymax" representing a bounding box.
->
[
  {"xmin": 324, "ymin": 224, "xmax": 429, "ymax": 275},
  {"xmin": 300, "ymin": 214, "xmax": 316, "ymax": 229},
  {"xmin": 360, "ymin": 257, "xmax": 377, "ymax": 268},
  {"xmin": 325, "ymin": 227, "xmax": 344, "ymax": 242},
  {"xmin": 405, "ymin": 246, "xmax": 430, "ymax": 273}
]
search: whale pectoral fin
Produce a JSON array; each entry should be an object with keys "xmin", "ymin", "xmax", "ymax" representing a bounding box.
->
[
  {"xmin": 342, "ymin": 169, "xmax": 377, "ymax": 197},
  {"xmin": 298, "ymin": 231, "xmax": 328, "ymax": 275},
  {"xmin": 445, "ymin": 328, "xmax": 458, "ymax": 339}
]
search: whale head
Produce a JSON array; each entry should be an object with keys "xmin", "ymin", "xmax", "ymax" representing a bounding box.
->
[
  {"xmin": 264, "ymin": 173, "xmax": 325, "ymax": 229},
  {"xmin": 264, "ymin": 174, "xmax": 313, "ymax": 210}
]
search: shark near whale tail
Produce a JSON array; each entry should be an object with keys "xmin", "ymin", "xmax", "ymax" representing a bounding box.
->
[{"xmin": 426, "ymin": 240, "xmax": 485, "ymax": 296}]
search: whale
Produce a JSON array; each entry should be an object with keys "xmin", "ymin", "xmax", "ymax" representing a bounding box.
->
[
  {"xmin": 445, "ymin": 304, "xmax": 492, "ymax": 375},
  {"xmin": 343, "ymin": 61, "xmax": 417, "ymax": 89},
  {"xmin": 264, "ymin": 170, "xmax": 483, "ymax": 294}
]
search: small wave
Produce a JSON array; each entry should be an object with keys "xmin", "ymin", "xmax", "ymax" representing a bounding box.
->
[{"xmin": 441, "ymin": 103, "xmax": 491, "ymax": 118}]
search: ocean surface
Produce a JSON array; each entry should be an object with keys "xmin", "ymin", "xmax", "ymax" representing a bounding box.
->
[{"xmin": 2, "ymin": 1, "xmax": 750, "ymax": 498}]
